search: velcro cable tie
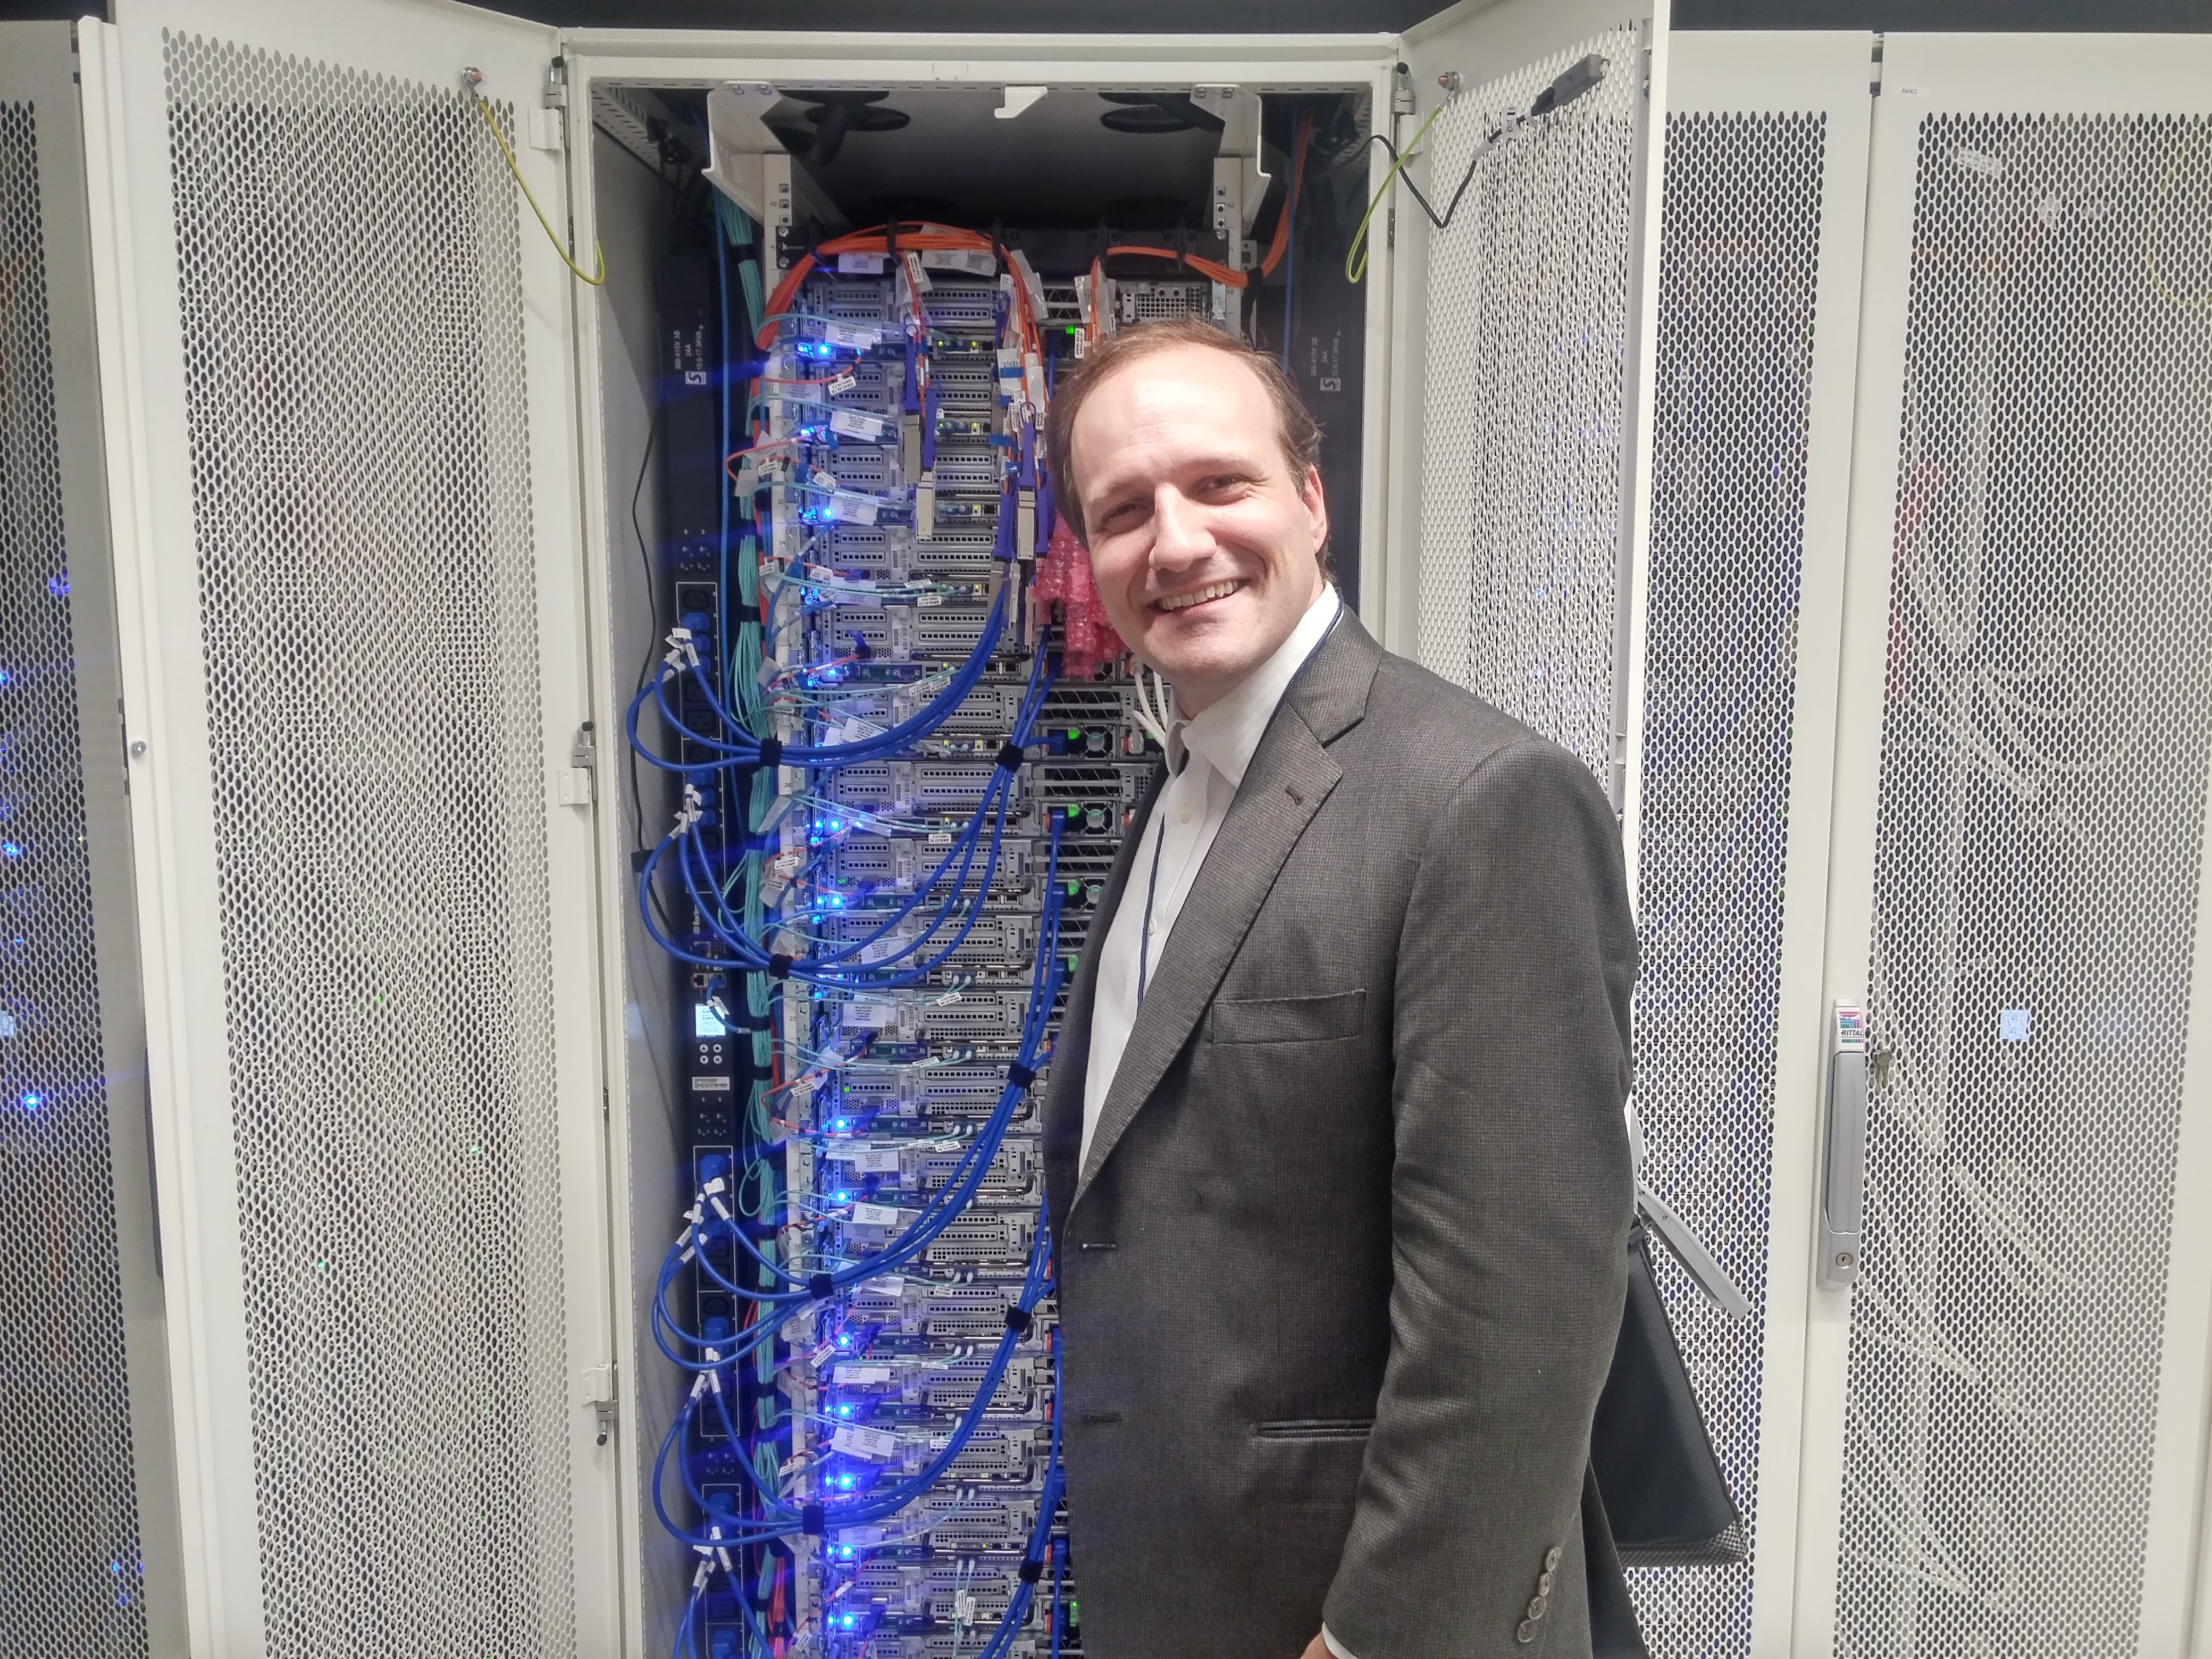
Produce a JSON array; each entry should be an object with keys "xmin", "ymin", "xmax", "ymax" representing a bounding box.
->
[
  {"xmin": 1018, "ymin": 1559, "xmax": 1043, "ymax": 1583},
  {"xmin": 1004, "ymin": 1305, "xmax": 1033, "ymax": 1336},
  {"xmin": 757, "ymin": 736, "xmax": 782, "ymax": 768},
  {"xmin": 996, "ymin": 741, "xmax": 1026, "ymax": 773},
  {"xmin": 801, "ymin": 1504, "xmax": 825, "ymax": 1536},
  {"xmin": 808, "ymin": 1272, "xmax": 835, "ymax": 1298},
  {"xmin": 769, "ymin": 955, "xmax": 794, "ymax": 981},
  {"xmin": 1006, "ymin": 1062, "xmax": 1036, "ymax": 1089}
]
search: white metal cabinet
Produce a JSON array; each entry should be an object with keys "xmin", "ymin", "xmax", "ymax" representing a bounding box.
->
[
  {"xmin": 80, "ymin": 1, "xmax": 621, "ymax": 1652},
  {"xmin": 1792, "ymin": 32, "xmax": 2212, "ymax": 1659},
  {"xmin": 0, "ymin": 21, "xmax": 185, "ymax": 1657},
  {"xmin": 1627, "ymin": 31, "xmax": 1875, "ymax": 1659},
  {"xmin": 73, "ymin": 3, "xmax": 2212, "ymax": 1656}
]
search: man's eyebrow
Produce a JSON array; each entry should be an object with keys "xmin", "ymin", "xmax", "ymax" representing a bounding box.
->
[{"xmin": 1086, "ymin": 455, "xmax": 1269, "ymax": 502}]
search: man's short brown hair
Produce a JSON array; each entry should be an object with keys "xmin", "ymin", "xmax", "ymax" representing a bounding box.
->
[{"xmin": 1044, "ymin": 319, "xmax": 1328, "ymax": 573}]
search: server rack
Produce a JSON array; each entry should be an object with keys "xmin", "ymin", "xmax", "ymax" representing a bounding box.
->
[{"xmin": 28, "ymin": 1, "xmax": 2212, "ymax": 1655}]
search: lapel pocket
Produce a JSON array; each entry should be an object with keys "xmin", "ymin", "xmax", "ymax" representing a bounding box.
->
[{"xmin": 1207, "ymin": 987, "xmax": 1367, "ymax": 1045}]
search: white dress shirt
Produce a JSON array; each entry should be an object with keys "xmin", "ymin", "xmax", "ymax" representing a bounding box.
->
[
  {"xmin": 1079, "ymin": 580, "xmax": 1343, "ymax": 1175},
  {"xmin": 1077, "ymin": 581, "xmax": 1360, "ymax": 1659}
]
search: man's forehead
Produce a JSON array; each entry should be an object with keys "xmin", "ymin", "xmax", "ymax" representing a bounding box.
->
[{"xmin": 1074, "ymin": 350, "xmax": 1277, "ymax": 469}]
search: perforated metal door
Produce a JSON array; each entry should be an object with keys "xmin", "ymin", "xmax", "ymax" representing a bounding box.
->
[
  {"xmin": 0, "ymin": 46, "xmax": 155, "ymax": 1659},
  {"xmin": 1412, "ymin": 21, "xmax": 1644, "ymax": 782},
  {"xmin": 163, "ymin": 32, "xmax": 580, "ymax": 1656},
  {"xmin": 1624, "ymin": 104, "xmax": 1829, "ymax": 1658},
  {"xmin": 85, "ymin": 2, "xmax": 612, "ymax": 1652},
  {"xmin": 1807, "ymin": 37, "xmax": 2212, "ymax": 1659}
]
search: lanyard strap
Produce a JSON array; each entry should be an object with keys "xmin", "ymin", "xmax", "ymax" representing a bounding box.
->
[{"xmin": 1135, "ymin": 744, "xmax": 1189, "ymax": 1009}]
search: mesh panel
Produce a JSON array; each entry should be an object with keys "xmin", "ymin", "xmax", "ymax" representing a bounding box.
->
[
  {"xmin": 1836, "ymin": 114, "xmax": 2212, "ymax": 1658},
  {"xmin": 1626, "ymin": 110, "xmax": 1825, "ymax": 1657},
  {"xmin": 162, "ymin": 34, "xmax": 577, "ymax": 1657},
  {"xmin": 1413, "ymin": 24, "xmax": 1641, "ymax": 779},
  {"xmin": 0, "ymin": 98, "xmax": 153, "ymax": 1659}
]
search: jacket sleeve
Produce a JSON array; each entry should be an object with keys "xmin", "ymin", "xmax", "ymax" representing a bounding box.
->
[{"xmin": 1321, "ymin": 738, "xmax": 1637, "ymax": 1658}]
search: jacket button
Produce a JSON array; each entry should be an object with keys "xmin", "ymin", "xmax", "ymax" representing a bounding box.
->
[
  {"xmin": 1537, "ymin": 1571, "xmax": 1554, "ymax": 1595},
  {"xmin": 1516, "ymin": 1619, "xmax": 1538, "ymax": 1644},
  {"xmin": 1545, "ymin": 1546, "xmax": 1563, "ymax": 1571},
  {"xmin": 1527, "ymin": 1595, "xmax": 1548, "ymax": 1620}
]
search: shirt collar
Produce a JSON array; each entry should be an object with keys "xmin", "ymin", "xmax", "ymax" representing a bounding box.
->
[{"xmin": 1176, "ymin": 583, "xmax": 1342, "ymax": 790}]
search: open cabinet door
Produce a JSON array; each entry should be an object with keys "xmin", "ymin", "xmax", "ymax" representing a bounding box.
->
[
  {"xmin": 1794, "ymin": 32, "xmax": 2212, "ymax": 1659},
  {"xmin": 78, "ymin": 2, "xmax": 618, "ymax": 1654},
  {"xmin": 1390, "ymin": 0, "xmax": 1666, "ymax": 803}
]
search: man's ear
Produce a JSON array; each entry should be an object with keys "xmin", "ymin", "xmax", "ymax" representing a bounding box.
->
[{"xmin": 1300, "ymin": 464, "xmax": 1330, "ymax": 568}]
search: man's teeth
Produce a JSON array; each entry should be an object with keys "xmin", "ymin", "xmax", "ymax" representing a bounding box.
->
[{"xmin": 1157, "ymin": 580, "xmax": 1243, "ymax": 614}]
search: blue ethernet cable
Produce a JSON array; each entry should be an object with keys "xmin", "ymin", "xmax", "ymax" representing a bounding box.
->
[
  {"xmin": 648, "ymin": 826, "xmax": 1065, "ymax": 1388},
  {"xmin": 649, "ymin": 876, "xmax": 1067, "ymax": 1548},
  {"xmin": 642, "ymin": 652, "xmax": 1055, "ymax": 991},
  {"xmin": 681, "ymin": 654, "xmax": 1052, "ymax": 985},
  {"xmin": 649, "ymin": 1210, "xmax": 1054, "ymax": 1550},
  {"xmin": 627, "ymin": 583, "xmax": 1010, "ymax": 776}
]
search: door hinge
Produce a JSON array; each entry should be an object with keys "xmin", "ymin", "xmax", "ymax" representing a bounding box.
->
[
  {"xmin": 576, "ymin": 1360, "xmax": 618, "ymax": 1446},
  {"xmin": 1391, "ymin": 60, "xmax": 1415, "ymax": 117},
  {"xmin": 559, "ymin": 720, "xmax": 597, "ymax": 807},
  {"xmin": 527, "ymin": 56, "xmax": 570, "ymax": 150}
]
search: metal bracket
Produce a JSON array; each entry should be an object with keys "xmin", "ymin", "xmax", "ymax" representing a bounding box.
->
[
  {"xmin": 575, "ymin": 1360, "xmax": 618, "ymax": 1446},
  {"xmin": 1626, "ymin": 1101, "xmax": 1752, "ymax": 1320}
]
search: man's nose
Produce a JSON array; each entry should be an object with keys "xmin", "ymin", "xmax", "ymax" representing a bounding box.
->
[{"xmin": 1148, "ymin": 488, "xmax": 1211, "ymax": 571}]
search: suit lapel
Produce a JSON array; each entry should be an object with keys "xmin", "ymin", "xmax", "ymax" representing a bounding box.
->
[
  {"xmin": 1071, "ymin": 616, "xmax": 1382, "ymax": 1208},
  {"xmin": 1042, "ymin": 764, "xmax": 1167, "ymax": 1239}
]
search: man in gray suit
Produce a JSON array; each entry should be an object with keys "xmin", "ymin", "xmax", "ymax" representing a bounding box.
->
[{"xmin": 1038, "ymin": 320, "xmax": 1640, "ymax": 1659}]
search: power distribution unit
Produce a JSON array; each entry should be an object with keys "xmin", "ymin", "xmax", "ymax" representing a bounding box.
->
[{"xmin": 12, "ymin": 3, "xmax": 2212, "ymax": 1657}]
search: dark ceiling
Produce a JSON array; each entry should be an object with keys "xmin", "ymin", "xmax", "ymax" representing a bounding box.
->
[{"xmin": 6, "ymin": 0, "xmax": 2210, "ymax": 27}]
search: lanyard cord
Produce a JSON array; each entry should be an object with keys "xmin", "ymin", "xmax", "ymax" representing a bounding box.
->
[{"xmin": 1135, "ymin": 744, "xmax": 1191, "ymax": 1009}]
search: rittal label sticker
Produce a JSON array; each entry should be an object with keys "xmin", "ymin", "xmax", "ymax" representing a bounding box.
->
[{"xmin": 836, "ymin": 252, "xmax": 887, "ymax": 274}]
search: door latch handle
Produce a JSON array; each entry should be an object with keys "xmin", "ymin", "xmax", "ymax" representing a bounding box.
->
[{"xmin": 1819, "ymin": 1001, "xmax": 1869, "ymax": 1289}]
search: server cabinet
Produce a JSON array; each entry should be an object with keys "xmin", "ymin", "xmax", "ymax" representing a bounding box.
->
[
  {"xmin": 79, "ymin": 1, "xmax": 623, "ymax": 1653},
  {"xmin": 0, "ymin": 21, "xmax": 185, "ymax": 1658},
  {"xmin": 70, "ymin": 1, "xmax": 2212, "ymax": 1655},
  {"xmin": 1795, "ymin": 32, "xmax": 2212, "ymax": 1659},
  {"xmin": 1622, "ymin": 32, "xmax": 1874, "ymax": 1659}
]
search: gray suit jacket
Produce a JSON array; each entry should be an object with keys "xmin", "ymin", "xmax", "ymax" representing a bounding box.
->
[{"xmin": 1042, "ymin": 612, "xmax": 1638, "ymax": 1659}]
